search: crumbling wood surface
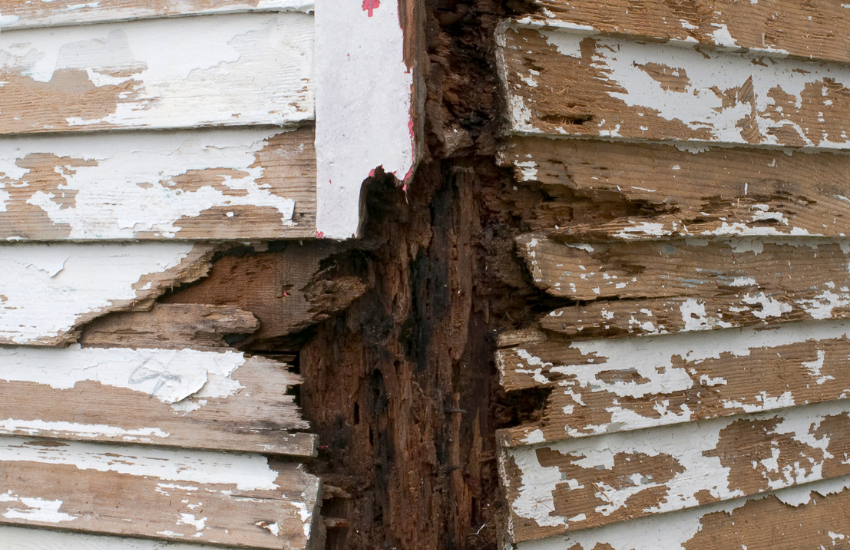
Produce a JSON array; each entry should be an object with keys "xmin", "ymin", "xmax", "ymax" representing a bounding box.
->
[
  {"xmin": 512, "ymin": 475, "xmax": 850, "ymax": 550},
  {"xmin": 522, "ymin": 0, "xmax": 850, "ymax": 65},
  {"xmin": 500, "ymin": 24, "xmax": 850, "ymax": 148},
  {"xmin": 0, "ymin": 243, "xmax": 218, "ymax": 346},
  {"xmin": 0, "ymin": 346, "xmax": 315, "ymax": 456},
  {"xmin": 500, "ymin": 136, "xmax": 850, "ymax": 241},
  {"xmin": 0, "ymin": 0, "xmax": 313, "ymax": 31},
  {"xmin": 0, "ymin": 12, "xmax": 313, "ymax": 135},
  {"xmin": 0, "ymin": 126, "xmax": 316, "ymax": 241},
  {"xmin": 0, "ymin": 436, "xmax": 320, "ymax": 549},
  {"xmin": 497, "ymin": 321, "xmax": 850, "ymax": 446},
  {"xmin": 502, "ymin": 399, "xmax": 850, "ymax": 541}
]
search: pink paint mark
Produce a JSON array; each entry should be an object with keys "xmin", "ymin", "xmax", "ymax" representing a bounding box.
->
[
  {"xmin": 369, "ymin": 169, "xmax": 377, "ymax": 177},
  {"xmin": 362, "ymin": 0, "xmax": 380, "ymax": 17},
  {"xmin": 315, "ymin": 230, "xmax": 325, "ymax": 239},
  {"xmin": 402, "ymin": 184, "xmax": 408, "ymax": 192}
]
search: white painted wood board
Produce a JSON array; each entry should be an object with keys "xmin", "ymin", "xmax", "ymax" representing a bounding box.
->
[
  {"xmin": 0, "ymin": 242, "xmax": 217, "ymax": 346},
  {"xmin": 0, "ymin": 12, "xmax": 314, "ymax": 134},
  {"xmin": 0, "ymin": 126, "xmax": 316, "ymax": 240},
  {"xmin": 2, "ymin": 524, "xmax": 232, "ymax": 550}
]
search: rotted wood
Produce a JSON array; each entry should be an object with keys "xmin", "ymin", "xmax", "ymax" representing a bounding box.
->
[
  {"xmin": 0, "ymin": 12, "xmax": 313, "ymax": 135},
  {"xmin": 500, "ymin": 136, "xmax": 850, "ymax": 241},
  {"xmin": 0, "ymin": 346, "xmax": 316, "ymax": 456},
  {"xmin": 497, "ymin": 320, "xmax": 850, "ymax": 446},
  {"xmin": 522, "ymin": 0, "xmax": 850, "ymax": 65},
  {"xmin": 518, "ymin": 235, "xmax": 850, "ymax": 336},
  {"xmin": 0, "ymin": 0, "xmax": 312, "ymax": 31},
  {"xmin": 501, "ymin": 399, "xmax": 850, "ymax": 542},
  {"xmin": 0, "ymin": 127, "xmax": 316, "ymax": 241},
  {"xmin": 500, "ymin": 24, "xmax": 850, "ymax": 149},
  {"xmin": 512, "ymin": 475, "xmax": 850, "ymax": 550},
  {"xmin": 0, "ymin": 436, "xmax": 321, "ymax": 549}
]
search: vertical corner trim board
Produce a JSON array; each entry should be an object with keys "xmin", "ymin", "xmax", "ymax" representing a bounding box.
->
[
  {"xmin": 0, "ymin": 12, "xmax": 314, "ymax": 134},
  {"xmin": 0, "ymin": 1, "xmax": 314, "ymax": 31},
  {"xmin": 314, "ymin": 0, "xmax": 421, "ymax": 240},
  {"xmin": 499, "ymin": 22, "xmax": 850, "ymax": 149},
  {"xmin": 501, "ymin": 399, "xmax": 850, "ymax": 542},
  {"xmin": 0, "ymin": 346, "xmax": 316, "ymax": 457},
  {"xmin": 0, "ymin": 436, "xmax": 321, "ymax": 549},
  {"xmin": 0, "ymin": 126, "xmax": 317, "ymax": 241},
  {"xmin": 0, "ymin": 242, "xmax": 217, "ymax": 346}
]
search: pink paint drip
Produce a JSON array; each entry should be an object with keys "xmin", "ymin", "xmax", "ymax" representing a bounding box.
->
[
  {"xmin": 362, "ymin": 0, "xmax": 380, "ymax": 16},
  {"xmin": 315, "ymin": 230, "xmax": 325, "ymax": 239}
]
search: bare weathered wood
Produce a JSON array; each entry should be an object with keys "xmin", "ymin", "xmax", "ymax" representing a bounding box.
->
[
  {"xmin": 498, "ymin": 320, "xmax": 850, "ymax": 446},
  {"xmin": 0, "ymin": 436, "xmax": 320, "ymax": 549},
  {"xmin": 0, "ymin": 345, "xmax": 315, "ymax": 456},
  {"xmin": 0, "ymin": 127, "xmax": 316, "ymax": 240},
  {"xmin": 522, "ymin": 0, "xmax": 850, "ymax": 65},
  {"xmin": 0, "ymin": 243, "xmax": 218, "ymax": 346},
  {"xmin": 500, "ymin": 24, "xmax": 850, "ymax": 149},
  {"xmin": 0, "ymin": 13, "xmax": 313, "ymax": 135},
  {"xmin": 513, "ymin": 475, "xmax": 850, "ymax": 550},
  {"xmin": 80, "ymin": 303, "xmax": 259, "ymax": 349},
  {"xmin": 501, "ymin": 399, "xmax": 850, "ymax": 542},
  {"xmin": 0, "ymin": 0, "xmax": 312, "ymax": 31},
  {"xmin": 501, "ymin": 136, "xmax": 850, "ymax": 241}
]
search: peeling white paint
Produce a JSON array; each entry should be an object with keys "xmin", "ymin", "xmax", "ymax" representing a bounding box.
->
[
  {"xmin": 0, "ymin": 524, "xmax": 264, "ymax": 549},
  {"xmin": 2, "ymin": 497, "xmax": 77, "ymax": 523}
]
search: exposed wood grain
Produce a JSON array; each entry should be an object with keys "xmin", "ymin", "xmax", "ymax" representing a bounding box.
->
[
  {"xmin": 0, "ymin": 243, "xmax": 218, "ymax": 346},
  {"xmin": 0, "ymin": 126, "xmax": 316, "ymax": 240},
  {"xmin": 2, "ymin": 524, "xmax": 229, "ymax": 550},
  {"xmin": 501, "ymin": 136, "xmax": 850, "ymax": 241},
  {"xmin": 0, "ymin": 345, "xmax": 315, "ymax": 456},
  {"xmin": 80, "ymin": 303, "xmax": 259, "ymax": 349},
  {"xmin": 501, "ymin": 399, "xmax": 850, "ymax": 542},
  {"xmin": 522, "ymin": 0, "xmax": 850, "ymax": 65},
  {"xmin": 518, "ymin": 237, "xmax": 850, "ymax": 328},
  {"xmin": 513, "ymin": 475, "xmax": 850, "ymax": 550},
  {"xmin": 0, "ymin": 1, "xmax": 312, "ymax": 31},
  {"xmin": 500, "ymin": 24, "xmax": 850, "ymax": 149},
  {"xmin": 0, "ymin": 437, "xmax": 320, "ymax": 549},
  {"xmin": 497, "ymin": 320, "xmax": 850, "ymax": 446},
  {"xmin": 0, "ymin": 13, "xmax": 314, "ymax": 135}
]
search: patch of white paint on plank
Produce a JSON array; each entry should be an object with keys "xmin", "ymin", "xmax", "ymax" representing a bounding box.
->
[{"xmin": 0, "ymin": 524, "xmax": 260, "ymax": 549}]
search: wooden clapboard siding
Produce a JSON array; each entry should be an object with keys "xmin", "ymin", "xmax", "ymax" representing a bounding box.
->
[
  {"xmin": 0, "ymin": 1, "xmax": 312, "ymax": 31},
  {"xmin": 500, "ymin": 24, "xmax": 850, "ymax": 149},
  {"xmin": 0, "ymin": 436, "xmax": 320, "ymax": 549},
  {"xmin": 522, "ymin": 0, "xmax": 850, "ymax": 65},
  {"xmin": 0, "ymin": 12, "xmax": 313, "ymax": 135},
  {"xmin": 0, "ymin": 346, "xmax": 315, "ymax": 456},
  {"xmin": 500, "ymin": 137, "xmax": 850, "ymax": 241},
  {"xmin": 0, "ymin": 243, "xmax": 217, "ymax": 346},
  {"xmin": 2, "ymin": 524, "xmax": 228, "ymax": 550},
  {"xmin": 513, "ymin": 475, "xmax": 850, "ymax": 550},
  {"xmin": 501, "ymin": 399, "xmax": 850, "ymax": 541},
  {"xmin": 497, "ymin": 321, "xmax": 850, "ymax": 446},
  {"xmin": 0, "ymin": 126, "xmax": 316, "ymax": 241},
  {"xmin": 0, "ymin": 126, "xmax": 316, "ymax": 240}
]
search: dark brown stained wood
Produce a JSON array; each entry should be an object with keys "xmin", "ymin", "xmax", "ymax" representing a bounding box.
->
[
  {"xmin": 0, "ymin": 349, "xmax": 316, "ymax": 456},
  {"xmin": 500, "ymin": 136, "xmax": 850, "ymax": 242},
  {"xmin": 500, "ymin": 25, "xmax": 850, "ymax": 149},
  {"xmin": 162, "ymin": 242, "xmax": 367, "ymax": 350},
  {"xmin": 496, "ymin": 321, "xmax": 850, "ymax": 446},
  {"xmin": 0, "ymin": 437, "xmax": 320, "ymax": 549},
  {"xmin": 515, "ymin": 477, "xmax": 850, "ymax": 550},
  {"xmin": 501, "ymin": 399, "xmax": 850, "ymax": 542},
  {"xmin": 80, "ymin": 303, "xmax": 259, "ymax": 349},
  {"xmin": 524, "ymin": 0, "xmax": 850, "ymax": 65}
]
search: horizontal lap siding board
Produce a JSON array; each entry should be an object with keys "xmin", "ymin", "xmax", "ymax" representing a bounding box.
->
[
  {"xmin": 0, "ymin": 243, "xmax": 218, "ymax": 346},
  {"xmin": 497, "ymin": 320, "xmax": 850, "ymax": 446},
  {"xmin": 513, "ymin": 475, "xmax": 850, "ymax": 550},
  {"xmin": 501, "ymin": 399, "xmax": 850, "ymax": 542},
  {"xmin": 0, "ymin": 1, "xmax": 313, "ymax": 31},
  {"xmin": 0, "ymin": 12, "xmax": 313, "ymax": 135},
  {"xmin": 500, "ymin": 24, "xmax": 850, "ymax": 149},
  {"xmin": 0, "ymin": 436, "xmax": 320, "ymax": 549},
  {"xmin": 522, "ymin": 0, "xmax": 850, "ymax": 65},
  {"xmin": 3, "ymin": 524, "xmax": 232, "ymax": 550},
  {"xmin": 500, "ymin": 137, "xmax": 850, "ymax": 241},
  {"xmin": 0, "ymin": 346, "xmax": 316, "ymax": 456},
  {"xmin": 0, "ymin": 126, "xmax": 317, "ymax": 240}
]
